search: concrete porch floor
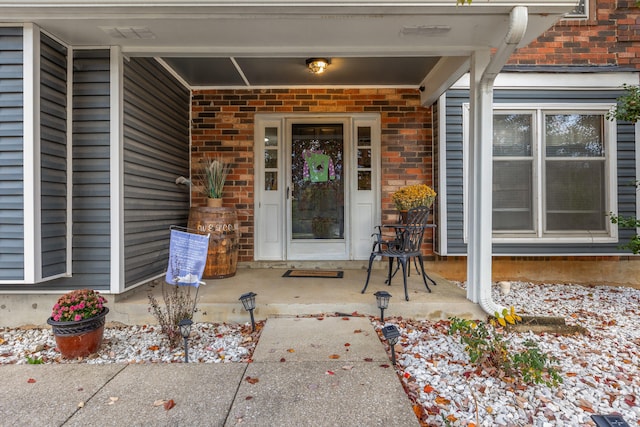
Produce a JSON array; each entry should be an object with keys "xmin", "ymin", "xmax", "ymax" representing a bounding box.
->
[{"xmin": 111, "ymin": 266, "xmax": 486, "ymax": 326}]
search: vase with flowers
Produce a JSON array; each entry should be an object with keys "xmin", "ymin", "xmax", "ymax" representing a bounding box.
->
[
  {"xmin": 47, "ymin": 289, "xmax": 109, "ymax": 358},
  {"xmin": 197, "ymin": 155, "xmax": 231, "ymax": 207},
  {"xmin": 391, "ymin": 184, "xmax": 437, "ymax": 223}
]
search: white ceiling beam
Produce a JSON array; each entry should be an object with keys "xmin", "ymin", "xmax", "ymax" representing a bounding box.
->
[{"xmin": 420, "ymin": 56, "xmax": 470, "ymax": 106}]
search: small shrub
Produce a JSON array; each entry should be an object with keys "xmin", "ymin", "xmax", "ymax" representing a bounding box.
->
[
  {"xmin": 610, "ymin": 209, "xmax": 640, "ymax": 254},
  {"xmin": 148, "ymin": 280, "xmax": 198, "ymax": 348},
  {"xmin": 607, "ymin": 84, "xmax": 640, "ymax": 123},
  {"xmin": 26, "ymin": 356, "xmax": 43, "ymax": 364},
  {"xmin": 449, "ymin": 309, "xmax": 563, "ymax": 388},
  {"xmin": 448, "ymin": 317, "xmax": 508, "ymax": 368},
  {"xmin": 511, "ymin": 340, "xmax": 563, "ymax": 387}
]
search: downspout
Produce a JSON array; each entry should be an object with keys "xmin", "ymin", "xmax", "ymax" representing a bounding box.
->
[{"xmin": 477, "ymin": 6, "xmax": 528, "ymax": 316}]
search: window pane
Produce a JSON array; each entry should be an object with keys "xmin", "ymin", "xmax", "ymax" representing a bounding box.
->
[
  {"xmin": 265, "ymin": 172, "xmax": 277, "ymax": 191},
  {"xmin": 358, "ymin": 171, "xmax": 371, "ymax": 190},
  {"xmin": 265, "ymin": 127, "xmax": 278, "ymax": 146},
  {"xmin": 545, "ymin": 114, "xmax": 604, "ymax": 157},
  {"xmin": 493, "ymin": 114, "xmax": 532, "ymax": 157},
  {"xmin": 357, "ymin": 148, "xmax": 371, "ymax": 168},
  {"xmin": 357, "ymin": 126, "xmax": 371, "ymax": 146},
  {"xmin": 545, "ymin": 160, "xmax": 605, "ymax": 230},
  {"xmin": 493, "ymin": 160, "xmax": 533, "ymax": 230},
  {"xmin": 265, "ymin": 149, "xmax": 278, "ymax": 168}
]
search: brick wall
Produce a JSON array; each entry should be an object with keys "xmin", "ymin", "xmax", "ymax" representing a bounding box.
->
[
  {"xmin": 191, "ymin": 88, "xmax": 433, "ymax": 262},
  {"xmin": 509, "ymin": 0, "xmax": 640, "ymax": 68}
]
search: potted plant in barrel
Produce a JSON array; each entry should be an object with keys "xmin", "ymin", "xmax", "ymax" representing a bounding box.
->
[
  {"xmin": 47, "ymin": 289, "xmax": 109, "ymax": 358},
  {"xmin": 391, "ymin": 184, "xmax": 437, "ymax": 223},
  {"xmin": 197, "ymin": 155, "xmax": 231, "ymax": 208}
]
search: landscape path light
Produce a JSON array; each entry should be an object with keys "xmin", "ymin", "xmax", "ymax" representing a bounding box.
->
[
  {"xmin": 374, "ymin": 291, "xmax": 391, "ymax": 323},
  {"xmin": 382, "ymin": 324, "xmax": 400, "ymax": 366},
  {"xmin": 239, "ymin": 292, "xmax": 257, "ymax": 332},
  {"xmin": 178, "ymin": 318, "xmax": 193, "ymax": 363}
]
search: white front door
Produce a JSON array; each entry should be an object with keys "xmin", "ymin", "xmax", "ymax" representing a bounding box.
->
[{"xmin": 254, "ymin": 114, "xmax": 380, "ymax": 261}]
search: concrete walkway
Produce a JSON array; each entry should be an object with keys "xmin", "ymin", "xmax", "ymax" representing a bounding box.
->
[{"xmin": 0, "ymin": 317, "xmax": 419, "ymax": 427}]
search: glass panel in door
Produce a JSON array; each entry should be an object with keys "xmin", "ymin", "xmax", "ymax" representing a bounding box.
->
[{"xmin": 291, "ymin": 124, "xmax": 344, "ymax": 240}]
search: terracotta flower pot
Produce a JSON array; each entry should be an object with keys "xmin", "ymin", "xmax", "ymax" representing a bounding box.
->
[{"xmin": 47, "ymin": 307, "xmax": 109, "ymax": 358}]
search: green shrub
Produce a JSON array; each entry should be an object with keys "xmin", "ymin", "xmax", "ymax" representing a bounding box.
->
[{"xmin": 449, "ymin": 311, "xmax": 563, "ymax": 388}]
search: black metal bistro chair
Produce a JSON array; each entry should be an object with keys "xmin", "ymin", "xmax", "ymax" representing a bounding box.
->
[{"xmin": 361, "ymin": 206, "xmax": 436, "ymax": 301}]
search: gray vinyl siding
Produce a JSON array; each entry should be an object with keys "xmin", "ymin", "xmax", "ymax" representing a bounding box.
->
[
  {"xmin": 66, "ymin": 50, "xmax": 111, "ymax": 288},
  {"xmin": 46, "ymin": 49, "xmax": 112, "ymax": 291},
  {"xmin": 123, "ymin": 57, "xmax": 190, "ymax": 287},
  {"xmin": 444, "ymin": 87, "xmax": 634, "ymax": 255},
  {"xmin": 0, "ymin": 28, "xmax": 24, "ymax": 280},
  {"xmin": 40, "ymin": 34, "xmax": 68, "ymax": 278}
]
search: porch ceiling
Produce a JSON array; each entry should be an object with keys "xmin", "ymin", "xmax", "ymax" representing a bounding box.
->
[{"xmin": 1, "ymin": 0, "xmax": 577, "ymax": 96}]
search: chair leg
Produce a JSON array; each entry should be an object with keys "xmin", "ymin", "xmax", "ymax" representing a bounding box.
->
[
  {"xmin": 399, "ymin": 258, "xmax": 409, "ymax": 301},
  {"xmin": 415, "ymin": 255, "xmax": 437, "ymax": 286},
  {"xmin": 385, "ymin": 257, "xmax": 394, "ymax": 285},
  {"xmin": 361, "ymin": 253, "xmax": 377, "ymax": 294},
  {"xmin": 417, "ymin": 255, "xmax": 432, "ymax": 293}
]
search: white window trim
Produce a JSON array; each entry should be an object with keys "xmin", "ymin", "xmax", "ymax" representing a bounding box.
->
[
  {"xmin": 563, "ymin": 0, "xmax": 588, "ymax": 20},
  {"xmin": 462, "ymin": 102, "xmax": 618, "ymax": 245}
]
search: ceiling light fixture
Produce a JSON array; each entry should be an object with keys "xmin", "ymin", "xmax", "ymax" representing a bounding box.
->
[{"xmin": 306, "ymin": 58, "xmax": 330, "ymax": 74}]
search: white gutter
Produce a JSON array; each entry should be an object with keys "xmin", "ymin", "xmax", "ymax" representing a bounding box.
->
[{"xmin": 476, "ymin": 6, "xmax": 528, "ymax": 317}]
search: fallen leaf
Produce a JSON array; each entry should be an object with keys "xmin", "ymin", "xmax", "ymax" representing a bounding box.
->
[
  {"xmin": 164, "ymin": 399, "xmax": 175, "ymax": 410},
  {"xmin": 342, "ymin": 317, "xmax": 350, "ymax": 320},
  {"xmin": 326, "ymin": 370, "xmax": 335, "ymax": 375},
  {"xmin": 148, "ymin": 345, "xmax": 160, "ymax": 351},
  {"xmin": 108, "ymin": 396, "xmax": 119, "ymax": 405},
  {"xmin": 435, "ymin": 396, "xmax": 451, "ymax": 405},
  {"xmin": 329, "ymin": 354, "xmax": 340, "ymax": 359},
  {"xmin": 153, "ymin": 400, "xmax": 166, "ymax": 407},
  {"xmin": 447, "ymin": 414, "xmax": 458, "ymax": 422},
  {"xmin": 27, "ymin": 378, "xmax": 36, "ymax": 384},
  {"xmin": 566, "ymin": 372, "xmax": 578, "ymax": 377},
  {"xmin": 403, "ymin": 372, "xmax": 411, "ymax": 379},
  {"xmin": 287, "ymin": 348, "xmax": 295, "ymax": 353},
  {"xmin": 245, "ymin": 396, "xmax": 253, "ymax": 400},
  {"xmin": 354, "ymin": 329, "xmax": 363, "ymax": 334},
  {"xmin": 280, "ymin": 358, "xmax": 286, "ymax": 362},
  {"xmin": 423, "ymin": 385, "xmax": 435, "ymax": 393},
  {"xmin": 379, "ymin": 364, "xmax": 390, "ymax": 368},
  {"xmin": 624, "ymin": 394, "xmax": 636, "ymax": 407},
  {"xmin": 364, "ymin": 357, "xmax": 373, "ymax": 362},
  {"xmin": 413, "ymin": 404, "xmax": 425, "ymax": 419},
  {"xmin": 0, "ymin": 338, "xmax": 4, "ymax": 344},
  {"xmin": 77, "ymin": 402, "xmax": 85, "ymax": 408},
  {"xmin": 486, "ymin": 406, "xmax": 493, "ymax": 414},
  {"xmin": 344, "ymin": 343, "xmax": 351, "ymax": 347},
  {"xmin": 425, "ymin": 405, "xmax": 441, "ymax": 415},
  {"xmin": 576, "ymin": 398, "xmax": 593, "ymax": 413},
  {"xmin": 342, "ymin": 365, "xmax": 354, "ymax": 371},
  {"xmin": 245, "ymin": 376, "xmax": 259, "ymax": 384}
]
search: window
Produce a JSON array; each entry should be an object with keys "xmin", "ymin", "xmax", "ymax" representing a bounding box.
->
[
  {"xmin": 564, "ymin": 0, "xmax": 588, "ymax": 19},
  {"xmin": 490, "ymin": 106, "xmax": 614, "ymax": 241}
]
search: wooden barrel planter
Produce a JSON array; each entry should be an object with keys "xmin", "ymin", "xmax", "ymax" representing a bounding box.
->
[{"xmin": 187, "ymin": 207, "xmax": 239, "ymax": 279}]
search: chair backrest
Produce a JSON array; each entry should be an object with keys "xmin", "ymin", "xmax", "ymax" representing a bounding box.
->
[
  {"xmin": 405, "ymin": 206, "xmax": 430, "ymax": 226},
  {"xmin": 398, "ymin": 206, "xmax": 430, "ymax": 253}
]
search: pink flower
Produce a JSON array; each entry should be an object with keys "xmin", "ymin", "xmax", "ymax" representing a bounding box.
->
[{"xmin": 74, "ymin": 314, "xmax": 82, "ymax": 321}]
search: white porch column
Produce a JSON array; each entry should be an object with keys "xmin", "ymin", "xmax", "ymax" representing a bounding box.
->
[
  {"xmin": 466, "ymin": 49, "xmax": 492, "ymax": 306},
  {"xmin": 466, "ymin": 6, "xmax": 528, "ymax": 315}
]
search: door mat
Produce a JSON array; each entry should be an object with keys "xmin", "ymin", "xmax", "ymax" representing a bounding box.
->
[{"xmin": 282, "ymin": 270, "xmax": 344, "ymax": 279}]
